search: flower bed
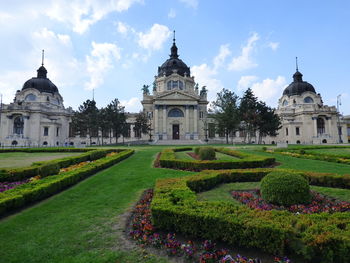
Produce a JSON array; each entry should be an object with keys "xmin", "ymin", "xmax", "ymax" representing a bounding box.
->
[
  {"xmin": 129, "ymin": 189, "xmax": 290, "ymax": 263},
  {"xmin": 232, "ymin": 189, "xmax": 350, "ymax": 214},
  {"xmin": 151, "ymin": 169, "xmax": 350, "ymax": 263},
  {"xmin": 0, "ymin": 149, "xmax": 133, "ymax": 216},
  {"xmin": 158, "ymin": 147, "xmax": 275, "ymax": 171},
  {"xmin": 0, "ymin": 180, "xmax": 28, "ymax": 193}
]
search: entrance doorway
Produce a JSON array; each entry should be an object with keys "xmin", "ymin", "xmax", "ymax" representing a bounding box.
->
[{"xmin": 172, "ymin": 124, "xmax": 179, "ymax": 140}]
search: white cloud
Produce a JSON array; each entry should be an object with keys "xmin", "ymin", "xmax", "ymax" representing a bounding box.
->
[
  {"xmin": 168, "ymin": 8, "xmax": 176, "ymax": 18},
  {"xmin": 228, "ymin": 32, "xmax": 259, "ymax": 71},
  {"xmin": 237, "ymin": 75, "xmax": 258, "ymax": 91},
  {"xmin": 213, "ymin": 44, "xmax": 231, "ymax": 71},
  {"xmin": 192, "ymin": 63, "xmax": 223, "ymax": 103},
  {"xmin": 138, "ymin": 24, "xmax": 171, "ymax": 51},
  {"xmin": 120, "ymin": 97, "xmax": 141, "ymax": 112},
  {"xmin": 85, "ymin": 41, "xmax": 121, "ymax": 90},
  {"xmin": 46, "ymin": 0, "xmax": 142, "ymax": 34},
  {"xmin": 117, "ymin": 21, "xmax": 129, "ymax": 34},
  {"xmin": 237, "ymin": 75, "xmax": 287, "ymax": 106},
  {"xmin": 0, "ymin": 71, "xmax": 32, "ymax": 104},
  {"xmin": 179, "ymin": 0, "xmax": 199, "ymax": 9},
  {"xmin": 268, "ymin": 41, "xmax": 279, "ymax": 51}
]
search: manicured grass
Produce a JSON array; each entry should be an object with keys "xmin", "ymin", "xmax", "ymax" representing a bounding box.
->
[
  {"xmin": 174, "ymin": 150, "xmax": 238, "ymax": 161},
  {"xmin": 1, "ymin": 144, "xmax": 349, "ymax": 263},
  {"xmin": 306, "ymin": 148, "xmax": 350, "ymax": 156},
  {"xmin": 215, "ymin": 151, "xmax": 239, "ymax": 160},
  {"xmin": 174, "ymin": 151, "xmax": 194, "ymax": 160},
  {"xmin": 0, "ymin": 147, "xmax": 193, "ymax": 263},
  {"xmin": 0, "ymin": 152, "xmax": 82, "ymax": 168},
  {"xmin": 197, "ymin": 182, "xmax": 350, "ymax": 203},
  {"xmin": 241, "ymin": 149, "xmax": 350, "ymax": 175}
]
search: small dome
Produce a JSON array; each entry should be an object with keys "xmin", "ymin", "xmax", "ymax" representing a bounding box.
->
[
  {"xmin": 283, "ymin": 70, "xmax": 316, "ymax": 96},
  {"xmin": 22, "ymin": 65, "xmax": 58, "ymax": 94},
  {"xmin": 158, "ymin": 40, "xmax": 190, "ymax": 77}
]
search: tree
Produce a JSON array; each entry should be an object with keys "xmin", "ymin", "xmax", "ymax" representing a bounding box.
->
[
  {"xmin": 256, "ymin": 102, "xmax": 281, "ymax": 144},
  {"xmin": 212, "ymin": 88, "xmax": 240, "ymax": 144},
  {"xmin": 73, "ymin": 99, "xmax": 99, "ymax": 145},
  {"xmin": 106, "ymin": 99, "xmax": 126, "ymax": 143},
  {"xmin": 133, "ymin": 111, "xmax": 149, "ymax": 139},
  {"xmin": 239, "ymin": 88, "xmax": 259, "ymax": 143}
]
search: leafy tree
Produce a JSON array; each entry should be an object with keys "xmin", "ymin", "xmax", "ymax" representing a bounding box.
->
[
  {"xmin": 212, "ymin": 88, "xmax": 240, "ymax": 144},
  {"xmin": 256, "ymin": 102, "xmax": 281, "ymax": 144},
  {"xmin": 239, "ymin": 88, "xmax": 259, "ymax": 143},
  {"xmin": 106, "ymin": 99, "xmax": 126, "ymax": 143},
  {"xmin": 133, "ymin": 111, "xmax": 149, "ymax": 138}
]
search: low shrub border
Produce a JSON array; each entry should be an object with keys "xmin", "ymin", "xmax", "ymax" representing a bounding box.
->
[
  {"xmin": 151, "ymin": 168, "xmax": 350, "ymax": 263},
  {"xmin": 0, "ymin": 148, "xmax": 119, "ymax": 182},
  {"xmin": 158, "ymin": 147, "xmax": 275, "ymax": 171},
  {"xmin": 0, "ymin": 149, "xmax": 134, "ymax": 216}
]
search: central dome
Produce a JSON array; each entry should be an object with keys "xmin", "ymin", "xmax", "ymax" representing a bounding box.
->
[
  {"xmin": 22, "ymin": 65, "xmax": 58, "ymax": 94},
  {"xmin": 158, "ymin": 38, "xmax": 190, "ymax": 77},
  {"xmin": 283, "ymin": 70, "xmax": 316, "ymax": 96}
]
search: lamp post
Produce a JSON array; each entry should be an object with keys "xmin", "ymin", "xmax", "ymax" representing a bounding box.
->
[
  {"xmin": 148, "ymin": 114, "xmax": 153, "ymax": 142},
  {"xmin": 203, "ymin": 118, "xmax": 208, "ymax": 143},
  {"xmin": 337, "ymin": 94, "xmax": 343, "ymax": 143}
]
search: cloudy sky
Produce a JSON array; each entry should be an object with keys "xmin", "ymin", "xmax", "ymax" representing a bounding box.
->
[{"xmin": 0, "ymin": 0, "xmax": 349, "ymax": 114}]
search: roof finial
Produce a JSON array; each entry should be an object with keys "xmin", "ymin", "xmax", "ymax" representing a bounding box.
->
[
  {"xmin": 42, "ymin": 49, "xmax": 45, "ymax": 66},
  {"xmin": 173, "ymin": 30, "xmax": 176, "ymax": 44},
  {"xmin": 92, "ymin": 89, "xmax": 95, "ymax": 101},
  {"xmin": 296, "ymin": 56, "xmax": 298, "ymax": 72}
]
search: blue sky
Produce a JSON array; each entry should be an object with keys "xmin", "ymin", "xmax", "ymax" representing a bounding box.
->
[{"xmin": 0, "ymin": 0, "xmax": 349, "ymax": 114}]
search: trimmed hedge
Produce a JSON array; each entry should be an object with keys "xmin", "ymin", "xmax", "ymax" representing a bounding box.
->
[
  {"xmin": 0, "ymin": 147, "xmax": 92, "ymax": 153},
  {"xmin": 151, "ymin": 168, "xmax": 350, "ymax": 262},
  {"xmin": 198, "ymin": 147, "xmax": 215, "ymax": 160},
  {"xmin": 0, "ymin": 149, "xmax": 134, "ymax": 215},
  {"xmin": 158, "ymin": 147, "xmax": 275, "ymax": 171},
  {"xmin": 0, "ymin": 149, "xmax": 117, "ymax": 182}
]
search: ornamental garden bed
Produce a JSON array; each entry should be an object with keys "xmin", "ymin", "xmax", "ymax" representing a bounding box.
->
[
  {"xmin": 151, "ymin": 168, "xmax": 350, "ymax": 263},
  {"xmin": 0, "ymin": 149, "xmax": 134, "ymax": 216},
  {"xmin": 158, "ymin": 147, "xmax": 275, "ymax": 171},
  {"xmin": 272, "ymin": 146, "xmax": 350, "ymax": 165}
]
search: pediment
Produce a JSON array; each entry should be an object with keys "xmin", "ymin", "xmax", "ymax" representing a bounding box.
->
[{"xmin": 155, "ymin": 91, "xmax": 199, "ymax": 101}]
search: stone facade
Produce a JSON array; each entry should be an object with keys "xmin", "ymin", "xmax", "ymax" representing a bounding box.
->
[{"xmin": 0, "ymin": 63, "xmax": 72, "ymax": 147}]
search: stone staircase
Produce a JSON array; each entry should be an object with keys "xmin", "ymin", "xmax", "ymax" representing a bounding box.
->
[{"xmin": 153, "ymin": 139, "xmax": 204, "ymax": 145}]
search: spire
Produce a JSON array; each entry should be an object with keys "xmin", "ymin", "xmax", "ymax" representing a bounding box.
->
[
  {"xmin": 293, "ymin": 56, "xmax": 303, "ymax": 82},
  {"xmin": 42, "ymin": 49, "xmax": 45, "ymax": 66},
  {"xmin": 170, "ymin": 30, "xmax": 179, "ymax": 59},
  {"xmin": 37, "ymin": 49, "xmax": 48, "ymax": 78}
]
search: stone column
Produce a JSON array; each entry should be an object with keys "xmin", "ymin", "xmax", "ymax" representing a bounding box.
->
[
  {"xmin": 312, "ymin": 117, "xmax": 317, "ymax": 137},
  {"xmin": 154, "ymin": 106, "xmax": 158, "ymax": 135},
  {"xmin": 327, "ymin": 117, "xmax": 332, "ymax": 136},
  {"xmin": 194, "ymin": 105, "xmax": 198, "ymax": 138},
  {"xmin": 163, "ymin": 105, "xmax": 167, "ymax": 139},
  {"xmin": 185, "ymin": 105, "xmax": 189, "ymax": 139}
]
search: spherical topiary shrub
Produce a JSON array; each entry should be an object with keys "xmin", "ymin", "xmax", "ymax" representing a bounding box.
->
[
  {"xmin": 198, "ymin": 147, "xmax": 216, "ymax": 160},
  {"xmin": 260, "ymin": 172, "xmax": 311, "ymax": 206}
]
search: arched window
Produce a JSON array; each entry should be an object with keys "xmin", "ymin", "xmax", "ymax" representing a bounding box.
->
[
  {"xmin": 168, "ymin": 108, "xmax": 184, "ymax": 117},
  {"xmin": 317, "ymin": 117, "xmax": 325, "ymax": 134},
  {"xmin": 13, "ymin": 116, "xmax": 24, "ymax": 134},
  {"xmin": 43, "ymin": 141, "xmax": 48, "ymax": 146},
  {"xmin": 282, "ymin": 100, "xmax": 288, "ymax": 106},
  {"xmin": 11, "ymin": 140, "xmax": 18, "ymax": 146},
  {"xmin": 25, "ymin": 94, "xmax": 36, "ymax": 101},
  {"xmin": 304, "ymin": 97, "xmax": 314, "ymax": 103},
  {"xmin": 322, "ymin": 139, "xmax": 327, "ymax": 144}
]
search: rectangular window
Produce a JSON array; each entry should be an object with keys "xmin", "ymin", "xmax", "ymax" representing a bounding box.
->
[
  {"xmin": 56, "ymin": 127, "xmax": 59, "ymax": 137},
  {"xmin": 44, "ymin": 127, "xmax": 49, "ymax": 136},
  {"xmin": 208, "ymin": 123, "xmax": 215, "ymax": 138},
  {"xmin": 338, "ymin": 126, "xmax": 342, "ymax": 135},
  {"xmin": 296, "ymin": 127, "xmax": 300, "ymax": 136},
  {"xmin": 286, "ymin": 128, "xmax": 289, "ymax": 136},
  {"xmin": 199, "ymin": 111, "xmax": 204, "ymax": 119}
]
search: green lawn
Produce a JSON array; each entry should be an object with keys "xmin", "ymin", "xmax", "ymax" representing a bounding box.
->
[
  {"xmin": 197, "ymin": 182, "xmax": 350, "ymax": 203},
  {"xmin": 0, "ymin": 152, "xmax": 83, "ymax": 168},
  {"xmin": 1, "ymin": 144, "xmax": 349, "ymax": 263},
  {"xmin": 306, "ymin": 148, "xmax": 350, "ymax": 156},
  {"xmin": 174, "ymin": 150, "xmax": 239, "ymax": 160}
]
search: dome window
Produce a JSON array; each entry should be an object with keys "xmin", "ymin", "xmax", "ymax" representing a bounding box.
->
[
  {"xmin": 25, "ymin": 94, "xmax": 36, "ymax": 101},
  {"xmin": 304, "ymin": 97, "xmax": 314, "ymax": 103},
  {"xmin": 282, "ymin": 100, "xmax": 288, "ymax": 106},
  {"xmin": 167, "ymin": 80, "xmax": 184, "ymax": 90},
  {"xmin": 168, "ymin": 108, "xmax": 184, "ymax": 117}
]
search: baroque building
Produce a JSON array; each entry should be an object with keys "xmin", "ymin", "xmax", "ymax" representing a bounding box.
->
[
  {"xmin": 141, "ymin": 35, "xmax": 209, "ymax": 142},
  {"xmin": 0, "ymin": 56, "xmax": 72, "ymax": 147}
]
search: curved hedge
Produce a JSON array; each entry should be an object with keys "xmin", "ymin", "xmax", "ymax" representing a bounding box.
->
[
  {"xmin": 0, "ymin": 149, "xmax": 134, "ymax": 216},
  {"xmin": 158, "ymin": 147, "xmax": 275, "ymax": 171},
  {"xmin": 151, "ymin": 168, "xmax": 350, "ymax": 263}
]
